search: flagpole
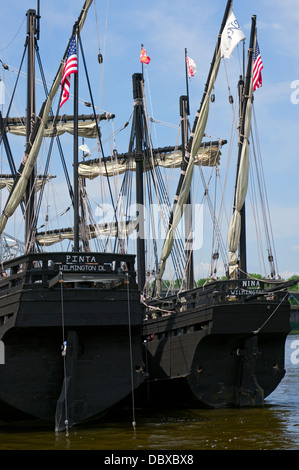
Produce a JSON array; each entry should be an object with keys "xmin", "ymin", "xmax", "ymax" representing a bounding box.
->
[
  {"xmin": 185, "ymin": 48, "xmax": 190, "ymax": 113},
  {"xmin": 141, "ymin": 43, "xmax": 144, "ymax": 77},
  {"xmin": 73, "ymin": 26, "xmax": 79, "ymax": 252},
  {"xmin": 234, "ymin": 15, "xmax": 256, "ymax": 278}
]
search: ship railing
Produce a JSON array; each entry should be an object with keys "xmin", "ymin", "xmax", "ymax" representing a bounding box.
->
[
  {"xmin": 0, "ymin": 251, "xmax": 138, "ymax": 290},
  {"xmin": 145, "ymin": 278, "xmax": 292, "ymax": 317}
]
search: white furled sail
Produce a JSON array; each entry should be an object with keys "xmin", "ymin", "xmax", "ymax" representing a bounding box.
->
[
  {"xmin": 227, "ymin": 29, "xmax": 256, "ymax": 278},
  {"xmin": 78, "ymin": 146, "xmax": 221, "ymax": 179},
  {"xmin": 36, "ymin": 219, "xmax": 138, "ymax": 246},
  {"xmin": 5, "ymin": 120, "xmax": 99, "ymax": 138},
  {"xmin": 0, "ymin": 176, "xmax": 54, "ymax": 192}
]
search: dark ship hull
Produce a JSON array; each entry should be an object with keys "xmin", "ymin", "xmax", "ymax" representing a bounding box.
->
[
  {"xmin": 0, "ymin": 252, "xmax": 144, "ymax": 429},
  {"xmin": 141, "ymin": 279, "xmax": 290, "ymax": 408}
]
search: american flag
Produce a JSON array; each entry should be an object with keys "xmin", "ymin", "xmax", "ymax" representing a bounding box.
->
[
  {"xmin": 252, "ymin": 40, "xmax": 263, "ymax": 92},
  {"xmin": 60, "ymin": 36, "xmax": 78, "ymax": 107}
]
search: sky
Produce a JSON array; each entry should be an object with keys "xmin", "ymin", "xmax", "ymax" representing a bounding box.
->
[{"xmin": 0, "ymin": 0, "xmax": 298, "ymax": 280}]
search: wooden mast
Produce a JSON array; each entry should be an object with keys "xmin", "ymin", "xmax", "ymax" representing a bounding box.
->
[
  {"xmin": 234, "ymin": 15, "xmax": 256, "ymax": 278},
  {"xmin": 73, "ymin": 24, "xmax": 80, "ymax": 252},
  {"xmin": 131, "ymin": 73, "xmax": 146, "ymax": 291},
  {"xmin": 25, "ymin": 8, "xmax": 37, "ymax": 252},
  {"xmin": 183, "ymin": 49, "xmax": 193, "ymax": 290}
]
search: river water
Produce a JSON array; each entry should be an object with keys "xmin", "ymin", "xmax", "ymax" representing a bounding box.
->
[{"xmin": 0, "ymin": 334, "xmax": 298, "ymax": 452}]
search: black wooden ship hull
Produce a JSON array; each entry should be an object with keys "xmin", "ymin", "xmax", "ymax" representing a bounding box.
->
[
  {"xmin": 0, "ymin": 252, "xmax": 144, "ymax": 429},
  {"xmin": 141, "ymin": 280, "xmax": 290, "ymax": 408}
]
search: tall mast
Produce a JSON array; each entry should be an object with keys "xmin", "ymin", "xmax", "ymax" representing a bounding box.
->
[
  {"xmin": 25, "ymin": 9, "xmax": 37, "ymax": 251},
  {"xmin": 73, "ymin": 26, "xmax": 80, "ymax": 252},
  {"xmin": 180, "ymin": 93, "xmax": 194, "ymax": 290},
  {"xmin": 234, "ymin": 15, "xmax": 256, "ymax": 278},
  {"xmin": 183, "ymin": 49, "xmax": 193, "ymax": 289},
  {"xmin": 131, "ymin": 73, "xmax": 146, "ymax": 291}
]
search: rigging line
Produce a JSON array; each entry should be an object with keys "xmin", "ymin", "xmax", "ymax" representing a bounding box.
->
[
  {"xmin": 140, "ymin": 80, "xmax": 185, "ymax": 275},
  {"xmin": 143, "ymin": 68, "xmax": 157, "ymax": 144},
  {"xmin": 78, "ymin": 35, "xmax": 118, "ymax": 223},
  {"xmin": 126, "ymin": 272, "xmax": 137, "ymax": 431},
  {"xmin": 247, "ymin": 159, "xmax": 267, "ymax": 275},
  {"xmin": 0, "ymin": 16, "xmax": 26, "ymax": 52},
  {"xmin": 248, "ymin": 129, "xmax": 269, "ymax": 273},
  {"xmin": 160, "ymin": 170, "xmax": 191, "ymax": 281},
  {"xmin": 36, "ymin": 48, "xmax": 74, "ymax": 205},
  {"xmin": 93, "ymin": 0, "xmax": 113, "ymax": 156},
  {"xmin": 115, "ymin": 161, "xmax": 133, "ymax": 253},
  {"xmin": 31, "ymin": 140, "xmax": 55, "ymax": 239},
  {"xmin": 210, "ymin": 166, "xmax": 220, "ymax": 274},
  {"xmin": 218, "ymin": 85, "xmax": 239, "ymax": 215},
  {"xmin": 140, "ymin": 80, "xmax": 162, "ymax": 209},
  {"xmin": 3, "ymin": 62, "xmax": 109, "ymax": 112},
  {"xmin": 251, "ymin": 105, "xmax": 279, "ymax": 276},
  {"xmin": 140, "ymin": 80, "xmax": 186, "ymax": 279},
  {"xmin": 249, "ymin": 145, "xmax": 272, "ymax": 276},
  {"xmin": 199, "ymin": 167, "xmax": 228, "ymax": 270},
  {"xmin": 253, "ymin": 292, "xmax": 289, "ymax": 335},
  {"xmin": 145, "ymin": 169, "xmax": 158, "ymax": 273},
  {"xmin": 151, "ymin": 169, "xmax": 184, "ymax": 282},
  {"xmin": 84, "ymin": 193, "xmax": 105, "ymax": 251},
  {"xmin": 149, "ymin": 165, "xmax": 185, "ymax": 280},
  {"xmin": 0, "ymin": 47, "xmax": 27, "ymax": 150},
  {"xmin": 250, "ymin": 134, "xmax": 271, "ymax": 249},
  {"xmin": 148, "ymin": 116, "xmax": 179, "ymax": 129},
  {"xmin": 30, "ymin": 51, "xmax": 58, "ymax": 233},
  {"xmin": 45, "ymin": 179, "xmax": 73, "ymax": 230},
  {"xmin": 222, "ymin": 57, "xmax": 242, "ymax": 111},
  {"xmin": 59, "ymin": 273, "xmax": 69, "ymax": 437}
]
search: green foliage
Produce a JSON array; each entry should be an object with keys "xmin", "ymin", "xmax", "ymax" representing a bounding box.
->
[{"xmin": 287, "ymin": 275, "xmax": 299, "ymax": 291}]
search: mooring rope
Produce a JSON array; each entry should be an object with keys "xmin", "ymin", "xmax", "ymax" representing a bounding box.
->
[
  {"xmin": 126, "ymin": 272, "xmax": 136, "ymax": 432},
  {"xmin": 253, "ymin": 292, "xmax": 289, "ymax": 335},
  {"xmin": 59, "ymin": 272, "xmax": 69, "ymax": 437}
]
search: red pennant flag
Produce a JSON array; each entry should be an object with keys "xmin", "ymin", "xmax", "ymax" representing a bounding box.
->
[{"xmin": 140, "ymin": 47, "xmax": 151, "ymax": 65}]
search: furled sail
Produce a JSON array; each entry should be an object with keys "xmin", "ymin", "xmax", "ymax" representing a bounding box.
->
[
  {"xmin": 2, "ymin": 112, "xmax": 114, "ymax": 138},
  {"xmin": 36, "ymin": 219, "xmax": 138, "ymax": 246},
  {"xmin": 78, "ymin": 145, "xmax": 222, "ymax": 179},
  {"xmin": 227, "ymin": 86, "xmax": 252, "ymax": 277},
  {"xmin": 0, "ymin": 175, "xmax": 55, "ymax": 192},
  {"xmin": 0, "ymin": 0, "xmax": 94, "ymax": 236},
  {"xmin": 5, "ymin": 120, "xmax": 99, "ymax": 138},
  {"xmin": 227, "ymin": 24, "xmax": 256, "ymax": 278}
]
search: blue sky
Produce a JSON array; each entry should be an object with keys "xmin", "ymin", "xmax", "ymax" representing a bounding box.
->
[{"xmin": 0, "ymin": 0, "xmax": 298, "ymax": 279}]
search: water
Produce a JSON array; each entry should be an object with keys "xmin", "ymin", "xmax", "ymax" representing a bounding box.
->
[{"xmin": 0, "ymin": 335, "xmax": 298, "ymax": 451}]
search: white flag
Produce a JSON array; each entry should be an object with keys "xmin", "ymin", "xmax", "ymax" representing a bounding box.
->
[
  {"xmin": 79, "ymin": 143, "xmax": 91, "ymax": 156},
  {"xmin": 186, "ymin": 56, "xmax": 197, "ymax": 78},
  {"xmin": 221, "ymin": 12, "xmax": 245, "ymax": 59}
]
